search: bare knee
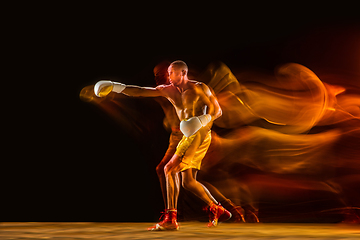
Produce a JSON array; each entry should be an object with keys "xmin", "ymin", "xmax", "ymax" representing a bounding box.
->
[
  {"xmin": 164, "ymin": 155, "xmax": 182, "ymax": 176},
  {"xmin": 164, "ymin": 164, "xmax": 176, "ymax": 177},
  {"xmin": 156, "ymin": 154, "xmax": 173, "ymax": 177}
]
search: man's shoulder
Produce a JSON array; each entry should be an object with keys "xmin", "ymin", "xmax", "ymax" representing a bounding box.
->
[
  {"xmin": 188, "ymin": 80, "xmax": 210, "ymax": 91},
  {"xmin": 188, "ymin": 80, "xmax": 207, "ymax": 87},
  {"xmin": 188, "ymin": 79, "xmax": 200, "ymax": 84},
  {"xmin": 155, "ymin": 84, "xmax": 176, "ymax": 96},
  {"xmin": 188, "ymin": 80, "xmax": 213, "ymax": 97},
  {"xmin": 156, "ymin": 84, "xmax": 173, "ymax": 90}
]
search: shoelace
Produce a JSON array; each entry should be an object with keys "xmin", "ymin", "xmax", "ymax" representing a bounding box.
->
[
  {"xmin": 158, "ymin": 211, "xmax": 167, "ymax": 221},
  {"xmin": 158, "ymin": 209, "xmax": 177, "ymax": 221}
]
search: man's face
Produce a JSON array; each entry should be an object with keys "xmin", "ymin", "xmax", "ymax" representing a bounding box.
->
[{"xmin": 168, "ymin": 65, "xmax": 183, "ymax": 85}]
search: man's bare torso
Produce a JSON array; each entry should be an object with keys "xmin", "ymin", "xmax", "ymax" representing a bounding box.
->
[{"xmin": 160, "ymin": 80, "xmax": 211, "ymax": 121}]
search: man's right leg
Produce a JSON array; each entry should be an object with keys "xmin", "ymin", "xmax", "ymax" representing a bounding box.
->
[
  {"xmin": 164, "ymin": 154, "xmax": 183, "ymax": 210},
  {"xmin": 156, "ymin": 153, "xmax": 173, "ymax": 207},
  {"xmin": 148, "ymin": 154, "xmax": 183, "ymax": 231},
  {"xmin": 156, "ymin": 131, "xmax": 183, "ymax": 207}
]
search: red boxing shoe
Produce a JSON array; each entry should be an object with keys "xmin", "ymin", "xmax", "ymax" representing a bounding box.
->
[
  {"xmin": 147, "ymin": 209, "xmax": 179, "ymax": 231},
  {"xmin": 220, "ymin": 199, "xmax": 246, "ymax": 223},
  {"xmin": 205, "ymin": 202, "xmax": 232, "ymax": 227}
]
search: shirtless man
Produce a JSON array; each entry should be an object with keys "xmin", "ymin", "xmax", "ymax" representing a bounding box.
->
[{"xmin": 94, "ymin": 60, "xmax": 231, "ymax": 230}]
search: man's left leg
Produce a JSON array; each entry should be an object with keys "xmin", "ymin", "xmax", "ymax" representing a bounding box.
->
[
  {"xmin": 200, "ymin": 181, "xmax": 246, "ymax": 222},
  {"xmin": 182, "ymin": 168, "xmax": 232, "ymax": 227},
  {"xmin": 181, "ymin": 169, "xmax": 216, "ymax": 205}
]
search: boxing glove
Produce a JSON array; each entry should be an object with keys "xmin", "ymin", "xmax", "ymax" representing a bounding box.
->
[
  {"xmin": 94, "ymin": 80, "xmax": 126, "ymax": 97},
  {"xmin": 180, "ymin": 114, "xmax": 212, "ymax": 137}
]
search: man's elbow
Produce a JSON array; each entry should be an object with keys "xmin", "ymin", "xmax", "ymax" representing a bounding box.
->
[
  {"xmin": 217, "ymin": 108, "xmax": 222, "ymax": 119},
  {"xmin": 213, "ymin": 107, "xmax": 222, "ymax": 120}
]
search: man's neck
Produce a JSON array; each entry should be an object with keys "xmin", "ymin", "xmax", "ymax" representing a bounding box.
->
[{"xmin": 174, "ymin": 78, "xmax": 189, "ymax": 91}]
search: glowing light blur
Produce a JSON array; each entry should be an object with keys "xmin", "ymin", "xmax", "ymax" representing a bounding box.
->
[
  {"xmin": 80, "ymin": 60, "xmax": 360, "ymax": 222},
  {"xmin": 198, "ymin": 62, "xmax": 360, "ymax": 222}
]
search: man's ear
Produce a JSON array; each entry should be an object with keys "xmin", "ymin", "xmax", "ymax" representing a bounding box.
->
[{"xmin": 181, "ymin": 69, "xmax": 187, "ymax": 76}]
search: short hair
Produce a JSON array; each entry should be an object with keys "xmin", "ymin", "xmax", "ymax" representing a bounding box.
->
[{"xmin": 170, "ymin": 60, "xmax": 188, "ymax": 73}]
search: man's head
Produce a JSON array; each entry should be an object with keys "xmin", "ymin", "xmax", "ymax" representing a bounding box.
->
[{"xmin": 168, "ymin": 60, "xmax": 188, "ymax": 85}]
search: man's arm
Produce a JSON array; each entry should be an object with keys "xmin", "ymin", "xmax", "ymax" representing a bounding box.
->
[
  {"xmin": 122, "ymin": 85, "xmax": 163, "ymax": 97},
  {"xmin": 94, "ymin": 80, "xmax": 165, "ymax": 98},
  {"xmin": 201, "ymin": 83, "xmax": 222, "ymax": 121}
]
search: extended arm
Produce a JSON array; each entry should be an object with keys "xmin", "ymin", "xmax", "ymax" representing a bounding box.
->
[
  {"xmin": 122, "ymin": 85, "xmax": 162, "ymax": 97},
  {"xmin": 94, "ymin": 80, "xmax": 164, "ymax": 98}
]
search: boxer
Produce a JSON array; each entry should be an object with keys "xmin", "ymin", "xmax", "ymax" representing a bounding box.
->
[{"xmin": 94, "ymin": 60, "xmax": 231, "ymax": 230}]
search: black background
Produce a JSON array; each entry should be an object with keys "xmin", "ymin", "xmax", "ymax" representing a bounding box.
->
[{"xmin": 4, "ymin": 3, "xmax": 360, "ymax": 221}]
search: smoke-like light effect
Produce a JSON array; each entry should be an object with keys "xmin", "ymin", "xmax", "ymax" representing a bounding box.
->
[
  {"xmin": 197, "ymin": 62, "xmax": 360, "ymax": 222},
  {"xmin": 80, "ymin": 60, "xmax": 360, "ymax": 222}
]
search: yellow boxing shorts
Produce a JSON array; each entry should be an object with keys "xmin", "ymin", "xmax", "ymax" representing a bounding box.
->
[{"xmin": 175, "ymin": 130, "xmax": 212, "ymax": 171}]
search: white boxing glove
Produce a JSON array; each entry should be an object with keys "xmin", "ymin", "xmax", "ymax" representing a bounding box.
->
[
  {"xmin": 94, "ymin": 80, "xmax": 126, "ymax": 97},
  {"xmin": 198, "ymin": 114, "xmax": 212, "ymax": 127},
  {"xmin": 180, "ymin": 114, "xmax": 212, "ymax": 137}
]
